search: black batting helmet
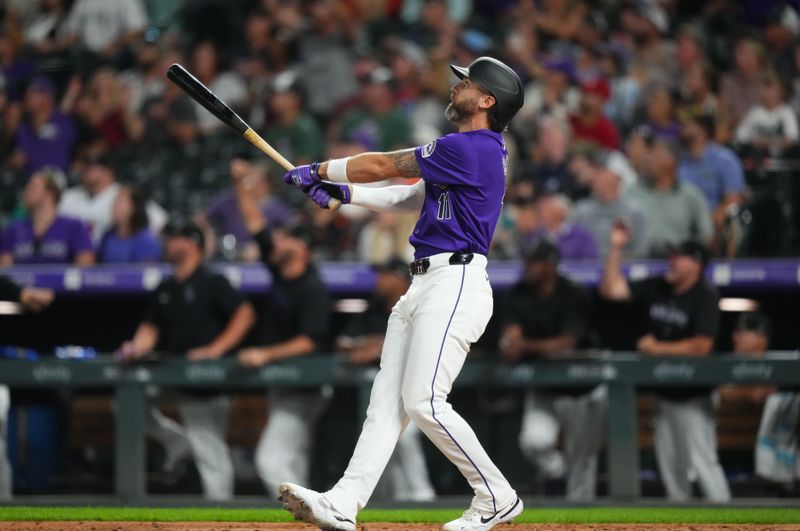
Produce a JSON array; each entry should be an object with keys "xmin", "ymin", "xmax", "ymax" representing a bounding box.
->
[{"xmin": 450, "ymin": 56, "xmax": 524, "ymax": 128}]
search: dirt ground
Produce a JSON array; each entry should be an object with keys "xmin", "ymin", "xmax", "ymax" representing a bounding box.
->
[{"xmin": 1, "ymin": 523, "xmax": 799, "ymax": 531}]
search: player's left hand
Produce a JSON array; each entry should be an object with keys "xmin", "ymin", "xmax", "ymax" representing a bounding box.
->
[
  {"xmin": 307, "ymin": 182, "xmax": 351, "ymax": 209},
  {"xmin": 238, "ymin": 347, "xmax": 271, "ymax": 368},
  {"xmin": 636, "ymin": 334, "xmax": 659, "ymax": 354},
  {"xmin": 282, "ymin": 162, "xmax": 321, "ymax": 191}
]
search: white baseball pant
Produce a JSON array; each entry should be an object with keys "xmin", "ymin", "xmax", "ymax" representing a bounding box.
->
[
  {"xmin": 147, "ymin": 395, "xmax": 234, "ymax": 500},
  {"xmin": 653, "ymin": 395, "xmax": 731, "ymax": 502},
  {"xmin": 0, "ymin": 385, "xmax": 11, "ymax": 500},
  {"xmin": 518, "ymin": 386, "xmax": 607, "ymax": 500},
  {"xmin": 255, "ymin": 388, "xmax": 329, "ymax": 497},
  {"xmin": 326, "ymin": 254, "xmax": 517, "ymax": 517},
  {"xmin": 385, "ymin": 423, "xmax": 436, "ymax": 501}
]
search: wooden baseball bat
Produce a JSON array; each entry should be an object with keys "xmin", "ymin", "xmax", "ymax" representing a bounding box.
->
[{"xmin": 166, "ymin": 63, "xmax": 340, "ymax": 210}]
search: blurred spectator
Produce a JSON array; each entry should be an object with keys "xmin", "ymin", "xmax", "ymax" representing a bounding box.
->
[
  {"xmin": 530, "ymin": 0, "xmax": 589, "ymax": 45},
  {"xmin": 72, "ymin": 67, "xmax": 137, "ymax": 152},
  {"xmin": 678, "ymin": 111, "xmax": 746, "ymax": 255},
  {"xmin": 571, "ymin": 154, "xmax": 647, "ymax": 259},
  {"xmin": 719, "ymin": 313, "xmax": 775, "ymax": 404},
  {"xmin": 0, "ymin": 274, "xmax": 55, "ymax": 501},
  {"xmin": 303, "ymin": 202, "xmax": 354, "ymax": 261},
  {"xmin": 642, "ymin": 84, "xmax": 681, "ymax": 141},
  {"xmin": 339, "ymin": 69, "xmax": 412, "ymax": 152},
  {"xmin": 97, "ymin": 184, "xmax": 161, "ymax": 263},
  {"xmin": 720, "ymin": 37, "xmax": 767, "ymax": 129},
  {"xmin": 59, "ymin": 154, "xmax": 168, "ymax": 243},
  {"xmin": 0, "ymin": 168, "xmax": 94, "ymax": 265},
  {"xmin": 335, "ymin": 258, "xmax": 436, "ymax": 502},
  {"xmin": 0, "ymin": 20, "xmax": 34, "ymax": 100},
  {"xmin": 626, "ymin": 138, "xmax": 713, "ymax": 257},
  {"xmin": 356, "ymin": 210, "xmax": 415, "ymax": 264},
  {"xmin": 526, "ymin": 194, "xmax": 598, "ymax": 260},
  {"xmin": 734, "ymin": 72, "xmax": 799, "ymax": 150},
  {"xmin": 232, "ymin": 159, "xmax": 330, "ymax": 497},
  {"xmin": 264, "ymin": 72, "xmax": 324, "ymax": 164},
  {"xmin": 620, "ymin": 1, "xmax": 674, "ymax": 86},
  {"xmin": 674, "ymin": 24, "xmax": 707, "ymax": 89},
  {"xmin": 604, "ymin": 55, "xmax": 646, "ymax": 134},
  {"xmin": 18, "ymin": 0, "xmax": 69, "ymax": 56},
  {"xmin": 190, "ymin": 40, "xmax": 247, "ymax": 134},
  {"xmin": 516, "ymin": 57, "xmax": 580, "ymax": 134},
  {"xmin": 117, "ymin": 222, "xmax": 256, "ymax": 500},
  {"xmin": 624, "ymin": 124, "xmax": 653, "ymax": 178},
  {"xmin": 519, "ymin": 116, "xmax": 582, "ymax": 198},
  {"xmin": 601, "ymin": 234, "xmax": 730, "ymax": 502},
  {"xmin": 570, "ymin": 79, "xmax": 620, "ymax": 149},
  {"xmin": 118, "ymin": 40, "xmax": 166, "ymax": 114},
  {"xmin": 232, "ymin": 8, "xmax": 285, "ymax": 84},
  {"xmin": 679, "ymin": 63, "xmax": 722, "ymax": 133},
  {"xmin": 8, "ymin": 76, "xmax": 76, "ymax": 176},
  {"xmin": 59, "ymin": 0, "xmax": 148, "ymax": 60},
  {"xmin": 196, "ymin": 162, "xmax": 291, "ymax": 261},
  {"xmin": 500, "ymin": 241, "xmax": 602, "ymax": 500}
]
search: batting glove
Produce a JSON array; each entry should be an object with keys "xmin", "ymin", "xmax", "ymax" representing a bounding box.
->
[
  {"xmin": 282, "ymin": 162, "xmax": 321, "ymax": 191},
  {"xmin": 307, "ymin": 182, "xmax": 351, "ymax": 209}
]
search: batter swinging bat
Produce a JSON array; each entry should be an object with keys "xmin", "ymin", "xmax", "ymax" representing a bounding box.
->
[{"xmin": 166, "ymin": 63, "xmax": 340, "ymax": 210}]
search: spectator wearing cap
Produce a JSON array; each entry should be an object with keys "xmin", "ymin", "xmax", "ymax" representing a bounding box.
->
[
  {"xmin": 719, "ymin": 313, "xmax": 775, "ymax": 405},
  {"xmin": 571, "ymin": 154, "xmax": 647, "ymax": 259},
  {"xmin": 230, "ymin": 159, "xmax": 331, "ymax": 497},
  {"xmin": 59, "ymin": 154, "xmax": 168, "ymax": 243},
  {"xmin": 569, "ymin": 78, "xmax": 620, "ymax": 150},
  {"xmin": 720, "ymin": 38, "xmax": 767, "ymax": 129},
  {"xmin": 626, "ymin": 137, "xmax": 713, "ymax": 257},
  {"xmin": 7, "ymin": 76, "xmax": 77, "ymax": 176},
  {"xmin": 642, "ymin": 84, "xmax": 681, "ymax": 142},
  {"xmin": 734, "ymin": 71, "xmax": 799, "ymax": 150},
  {"xmin": 527, "ymin": 194, "xmax": 598, "ymax": 260},
  {"xmin": 339, "ymin": 68, "xmax": 412, "ymax": 152},
  {"xmin": 500, "ymin": 240, "xmax": 603, "ymax": 500},
  {"xmin": 0, "ymin": 168, "xmax": 94, "ymax": 265},
  {"xmin": 118, "ymin": 221, "xmax": 256, "ymax": 500},
  {"xmin": 58, "ymin": 0, "xmax": 148, "ymax": 60},
  {"xmin": 335, "ymin": 258, "xmax": 436, "ymax": 502},
  {"xmin": 679, "ymin": 111, "xmax": 746, "ymax": 255},
  {"xmin": 264, "ymin": 72, "xmax": 324, "ymax": 164},
  {"xmin": 97, "ymin": 184, "xmax": 161, "ymax": 263},
  {"xmin": 196, "ymin": 161, "xmax": 292, "ymax": 261},
  {"xmin": 601, "ymin": 234, "xmax": 731, "ymax": 502}
]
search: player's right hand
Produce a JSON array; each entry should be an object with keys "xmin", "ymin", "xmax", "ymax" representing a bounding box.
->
[
  {"xmin": 282, "ymin": 162, "xmax": 321, "ymax": 191},
  {"xmin": 610, "ymin": 219, "xmax": 631, "ymax": 249},
  {"xmin": 307, "ymin": 182, "xmax": 351, "ymax": 209}
]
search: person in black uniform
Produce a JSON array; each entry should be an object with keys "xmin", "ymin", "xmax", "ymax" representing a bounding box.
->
[
  {"xmin": 600, "ymin": 226, "xmax": 730, "ymax": 502},
  {"xmin": 499, "ymin": 241, "xmax": 604, "ymax": 500},
  {"xmin": 230, "ymin": 159, "xmax": 330, "ymax": 497},
  {"xmin": 118, "ymin": 222, "xmax": 256, "ymax": 500},
  {"xmin": 335, "ymin": 259, "xmax": 436, "ymax": 502},
  {"xmin": 0, "ymin": 275, "xmax": 54, "ymax": 500}
]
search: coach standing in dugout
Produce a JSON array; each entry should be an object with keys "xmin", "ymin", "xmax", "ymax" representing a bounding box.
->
[
  {"xmin": 500, "ymin": 240, "xmax": 603, "ymax": 501},
  {"xmin": 117, "ymin": 223, "xmax": 256, "ymax": 500},
  {"xmin": 0, "ymin": 275, "xmax": 54, "ymax": 501},
  {"xmin": 600, "ymin": 226, "xmax": 730, "ymax": 502},
  {"xmin": 230, "ymin": 159, "xmax": 331, "ymax": 498}
]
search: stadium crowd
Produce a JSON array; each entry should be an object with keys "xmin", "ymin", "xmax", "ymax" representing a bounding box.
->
[{"xmin": 1, "ymin": 0, "xmax": 799, "ymax": 503}]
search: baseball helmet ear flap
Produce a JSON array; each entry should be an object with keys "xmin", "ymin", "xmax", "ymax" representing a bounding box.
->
[{"xmin": 449, "ymin": 56, "xmax": 524, "ymax": 128}]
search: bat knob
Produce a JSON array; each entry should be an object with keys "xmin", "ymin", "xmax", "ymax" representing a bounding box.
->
[{"xmin": 328, "ymin": 198, "xmax": 342, "ymax": 211}]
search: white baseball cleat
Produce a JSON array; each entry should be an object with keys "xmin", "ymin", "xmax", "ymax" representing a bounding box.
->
[
  {"xmin": 442, "ymin": 497, "xmax": 523, "ymax": 531},
  {"xmin": 278, "ymin": 482, "xmax": 356, "ymax": 531}
]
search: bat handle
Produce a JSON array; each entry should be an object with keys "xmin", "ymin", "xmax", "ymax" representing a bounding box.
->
[{"xmin": 328, "ymin": 198, "xmax": 342, "ymax": 211}]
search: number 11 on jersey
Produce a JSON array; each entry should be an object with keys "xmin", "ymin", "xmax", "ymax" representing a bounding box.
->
[{"xmin": 437, "ymin": 191, "xmax": 452, "ymax": 220}]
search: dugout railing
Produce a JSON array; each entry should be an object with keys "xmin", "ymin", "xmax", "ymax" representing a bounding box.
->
[{"xmin": 1, "ymin": 353, "xmax": 799, "ymax": 503}]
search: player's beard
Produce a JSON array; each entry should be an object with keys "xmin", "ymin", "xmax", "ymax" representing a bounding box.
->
[{"xmin": 445, "ymin": 96, "xmax": 479, "ymax": 124}]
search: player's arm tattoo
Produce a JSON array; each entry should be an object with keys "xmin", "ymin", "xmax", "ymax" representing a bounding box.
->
[{"xmin": 386, "ymin": 149, "xmax": 420, "ymax": 178}]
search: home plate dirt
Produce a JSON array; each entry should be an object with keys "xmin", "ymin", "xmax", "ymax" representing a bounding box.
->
[{"xmin": 2, "ymin": 524, "xmax": 800, "ymax": 531}]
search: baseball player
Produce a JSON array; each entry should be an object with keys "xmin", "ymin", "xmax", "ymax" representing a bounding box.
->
[
  {"xmin": 277, "ymin": 56, "xmax": 524, "ymax": 531},
  {"xmin": 0, "ymin": 275, "xmax": 55, "ymax": 500}
]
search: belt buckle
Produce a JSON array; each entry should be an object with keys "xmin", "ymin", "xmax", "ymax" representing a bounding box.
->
[{"xmin": 409, "ymin": 258, "xmax": 430, "ymax": 276}]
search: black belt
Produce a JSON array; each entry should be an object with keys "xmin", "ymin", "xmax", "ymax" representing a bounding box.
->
[{"xmin": 409, "ymin": 252, "xmax": 474, "ymax": 276}]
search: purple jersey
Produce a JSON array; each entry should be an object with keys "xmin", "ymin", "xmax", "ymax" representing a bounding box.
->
[
  {"xmin": 410, "ymin": 129, "xmax": 507, "ymax": 259},
  {"xmin": 15, "ymin": 112, "xmax": 77, "ymax": 176},
  {"xmin": 1, "ymin": 216, "xmax": 93, "ymax": 264}
]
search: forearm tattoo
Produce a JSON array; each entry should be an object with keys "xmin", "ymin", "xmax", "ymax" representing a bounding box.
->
[{"xmin": 387, "ymin": 148, "xmax": 421, "ymax": 178}]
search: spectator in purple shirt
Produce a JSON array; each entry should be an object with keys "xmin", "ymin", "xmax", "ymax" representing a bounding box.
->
[
  {"xmin": 7, "ymin": 76, "xmax": 76, "ymax": 176},
  {"xmin": 0, "ymin": 168, "xmax": 94, "ymax": 265},
  {"xmin": 525, "ymin": 193, "xmax": 599, "ymax": 260},
  {"xmin": 98, "ymin": 185, "xmax": 161, "ymax": 263},
  {"xmin": 195, "ymin": 162, "xmax": 291, "ymax": 261}
]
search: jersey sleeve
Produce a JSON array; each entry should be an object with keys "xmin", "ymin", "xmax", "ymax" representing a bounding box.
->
[
  {"xmin": 690, "ymin": 287, "xmax": 720, "ymax": 338},
  {"xmin": 414, "ymin": 134, "xmax": 479, "ymax": 187},
  {"xmin": 629, "ymin": 277, "xmax": 661, "ymax": 306}
]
